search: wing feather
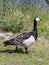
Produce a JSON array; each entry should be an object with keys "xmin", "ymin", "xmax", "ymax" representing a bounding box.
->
[{"xmin": 15, "ymin": 32, "xmax": 32, "ymax": 42}]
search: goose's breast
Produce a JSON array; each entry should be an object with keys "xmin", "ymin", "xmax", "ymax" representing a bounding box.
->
[{"xmin": 23, "ymin": 35, "xmax": 35, "ymax": 47}]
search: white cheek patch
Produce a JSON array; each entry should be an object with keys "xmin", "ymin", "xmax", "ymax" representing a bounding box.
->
[
  {"xmin": 23, "ymin": 35, "xmax": 35, "ymax": 47},
  {"xmin": 35, "ymin": 17, "xmax": 40, "ymax": 22}
]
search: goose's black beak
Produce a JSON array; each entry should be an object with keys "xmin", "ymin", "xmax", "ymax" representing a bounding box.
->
[
  {"xmin": 40, "ymin": 19, "xmax": 42, "ymax": 21},
  {"xmin": 38, "ymin": 19, "xmax": 42, "ymax": 23}
]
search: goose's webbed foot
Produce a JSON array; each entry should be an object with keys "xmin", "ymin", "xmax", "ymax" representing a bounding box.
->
[{"xmin": 25, "ymin": 47, "xmax": 28, "ymax": 54}]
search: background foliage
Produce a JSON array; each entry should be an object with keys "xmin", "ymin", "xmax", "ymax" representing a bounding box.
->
[
  {"xmin": 0, "ymin": 0, "xmax": 49, "ymax": 36},
  {"xmin": 0, "ymin": 1, "xmax": 49, "ymax": 65}
]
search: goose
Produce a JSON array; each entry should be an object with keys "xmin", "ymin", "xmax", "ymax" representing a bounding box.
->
[{"xmin": 3, "ymin": 17, "xmax": 41, "ymax": 53}]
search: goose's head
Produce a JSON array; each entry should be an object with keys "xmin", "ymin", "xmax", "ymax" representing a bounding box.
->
[{"xmin": 35, "ymin": 17, "xmax": 41, "ymax": 22}]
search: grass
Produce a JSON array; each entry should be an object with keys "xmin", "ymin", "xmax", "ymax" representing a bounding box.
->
[
  {"xmin": 0, "ymin": 0, "xmax": 3, "ymax": 14},
  {"xmin": 0, "ymin": 10, "xmax": 49, "ymax": 37},
  {"xmin": 0, "ymin": 36, "xmax": 4, "ymax": 40},
  {"xmin": 0, "ymin": 37, "xmax": 49, "ymax": 65},
  {"xmin": 0, "ymin": 1, "xmax": 49, "ymax": 65},
  {"xmin": 0, "ymin": 1, "xmax": 49, "ymax": 37}
]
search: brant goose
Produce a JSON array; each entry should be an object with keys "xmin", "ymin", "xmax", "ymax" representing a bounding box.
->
[{"xmin": 3, "ymin": 17, "xmax": 41, "ymax": 53}]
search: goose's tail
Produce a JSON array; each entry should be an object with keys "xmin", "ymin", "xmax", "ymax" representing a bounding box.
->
[{"xmin": 3, "ymin": 41, "xmax": 9, "ymax": 46}]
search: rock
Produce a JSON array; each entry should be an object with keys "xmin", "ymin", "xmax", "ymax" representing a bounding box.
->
[
  {"xmin": 38, "ymin": 58, "xmax": 42, "ymax": 62},
  {"xmin": 0, "ymin": 32, "xmax": 14, "ymax": 41}
]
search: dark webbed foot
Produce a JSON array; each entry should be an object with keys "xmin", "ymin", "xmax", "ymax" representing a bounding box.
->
[{"xmin": 25, "ymin": 47, "xmax": 28, "ymax": 54}]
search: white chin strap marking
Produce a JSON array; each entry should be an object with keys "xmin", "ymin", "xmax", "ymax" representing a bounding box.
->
[{"xmin": 35, "ymin": 17, "xmax": 40, "ymax": 22}]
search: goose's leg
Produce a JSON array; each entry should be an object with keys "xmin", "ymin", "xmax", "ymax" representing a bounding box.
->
[
  {"xmin": 15, "ymin": 46, "xmax": 18, "ymax": 52},
  {"xmin": 25, "ymin": 47, "xmax": 28, "ymax": 54}
]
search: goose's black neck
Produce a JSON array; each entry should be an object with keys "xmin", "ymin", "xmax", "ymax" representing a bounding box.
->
[
  {"xmin": 33, "ymin": 19, "xmax": 37, "ymax": 30},
  {"xmin": 32, "ymin": 19, "xmax": 38, "ymax": 40}
]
